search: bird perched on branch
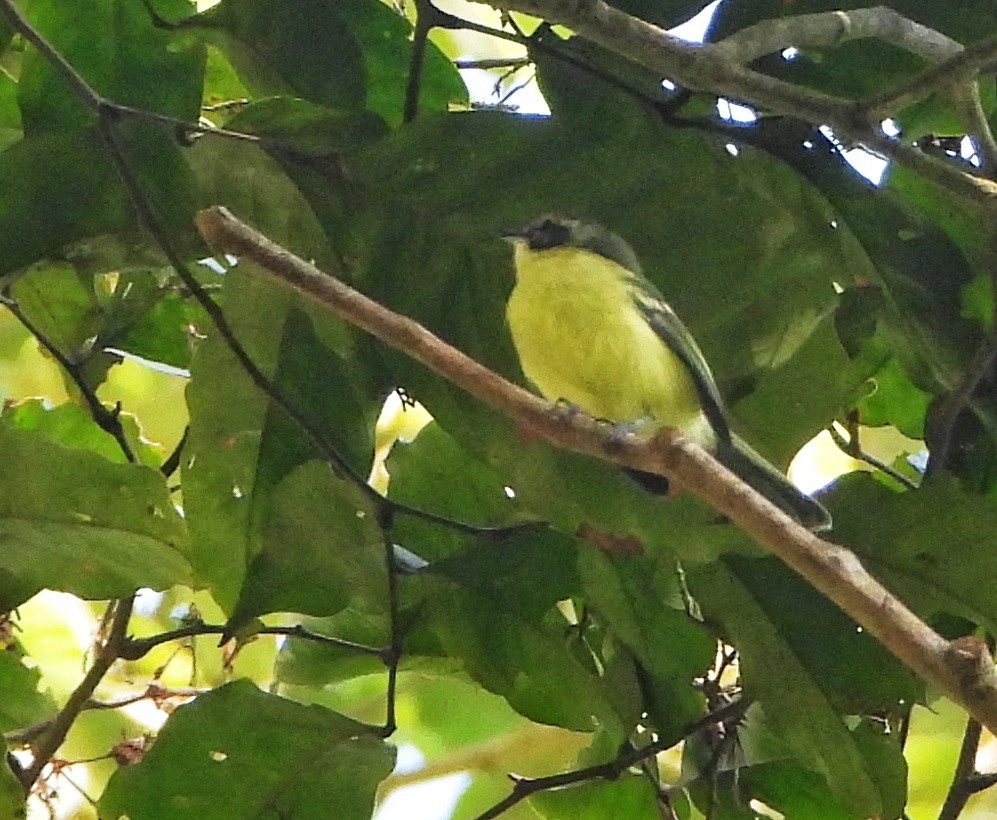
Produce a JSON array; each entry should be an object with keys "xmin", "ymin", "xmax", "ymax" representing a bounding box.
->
[{"xmin": 502, "ymin": 214, "xmax": 831, "ymax": 532}]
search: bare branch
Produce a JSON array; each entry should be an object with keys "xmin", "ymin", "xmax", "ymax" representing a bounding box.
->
[
  {"xmin": 469, "ymin": 0, "xmax": 997, "ymax": 205},
  {"xmin": 707, "ymin": 6, "xmax": 962, "ymax": 66},
  {"xmin": 865, "ymin": 35, "xmax": 997, "ymax": 119},
  {"xmin": 22, "ymin": 597, "xmax": 134, "ymax": 789}
]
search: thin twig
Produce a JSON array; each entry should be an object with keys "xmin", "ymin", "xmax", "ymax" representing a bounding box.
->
[
  {"xmin": 455, "ymin": 57, "xmax": 531, "ymax": 70},
  {"xmin": 118, "ymin": 620, "xmax": 388, "ymax": 662},
  {"xmin": 0, "ymin": 293, "xmax": 137, "ymax": 464},
  {"xmin": 22, "ymin": 597, "xmax": 134, "ymax": 789},
  {"xmin": 938, "ymin": 716, "xmax": 983, "ymax": 820},
  {"xmin": 160, "ymin": 426, "xmax": 188, "ymax": 477},
  {"xmin": 475, "ymin": 698, "xmax": 750, "ymax": 820},
  {"xmin": 826, "ymin": 424, "xmax": 919, "ymax": 490},
  {"xmin": 403, "ymin": 0, "xmax": 433, "ymax": 123},
  {"xmin": 377, "ymin": 512, "xmax": 402, "ymax": 738},
  {"xmin": 5, "ymin": 685, "xmax": 203, "ymax": 745}
]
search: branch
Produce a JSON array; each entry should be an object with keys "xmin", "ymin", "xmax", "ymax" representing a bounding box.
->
[
  {"xmin": 377, "ymin": 517, "xmax": 402, "ymax": 738},
  {"xmin": 195, "ymin": 205, "xmax": 997, "ymax": 736},
  {"xmin": 475, "ymin": 698, "xmax": 749, "ymax": 819},
  {"xmin": 468, "ymin": 0, "xmax": 997, "ymax": 206},
  {"xmin": 939, "ymin": 716, "xmax": 984, "ymax": 820},
  {"xmin": 707, "ymin": 6, "xmax": 962, "ymax": 66},
  {"xmin": 403, "ymin": 0, "xmax": 434, "ymax": 123},
  {"xmin": 865, "ymin": 34, "xmax": 997, "ymax": 120},
  {"xmin": 22, "ymin": 597, "xmax": 134, "ymax": 789},
  {"xmin": 0, "ymin": 293, "xmax": 137, "ymax": 464},
  {"xmin": 118, "ymin": 620, "xmax": 387, "ymax": 662},
  {"xmin": 827, "ymin": 422, "xmax": 918, "ymax": 490}
]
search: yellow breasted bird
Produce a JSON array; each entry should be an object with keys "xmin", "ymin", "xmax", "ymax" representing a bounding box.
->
[{"xmin": 502, "ymin": 214, "xmax": 831, "ymax": 531}]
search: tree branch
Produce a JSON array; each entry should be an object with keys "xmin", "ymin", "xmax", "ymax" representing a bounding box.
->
[
  {"xmin": 468, "ymin": 0, "xmax": 997, "ymax": 205},
  {"xmin": 0, "ymin": 293, "xmax": 138, "ymax": 464},
  {"xmin": 864, "ymin": 34, "xmax": 997, "ymax": 120},
  {"xmin": 117, "ymin": 620, "xmax": 388, "ymax": 662},
  {"xmin": 707, "ymin": 6, "xmax": 962, "ymax": 66},
  {"xmin": 195, "ymin": 205, "xmax": 997, "ymax": 737},
  {"xmin": 939, "ymin": 716, "xmax": 984, "ymax": 820},
  {"xmin": 21, "ymin": 597, "xmax": 134, "ymax": 789},
  {"xmin": 474, "ymin": 698, "xmax": 750, "ymax": 819}
]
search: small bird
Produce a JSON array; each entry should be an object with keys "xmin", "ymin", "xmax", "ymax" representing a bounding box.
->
[{"xmin": 502, "ymin": 214, "xmax": 831, "ymax": 532}]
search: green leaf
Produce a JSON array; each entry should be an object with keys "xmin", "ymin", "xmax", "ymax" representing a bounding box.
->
[
  {"xmin": 0, "ymin": 69, "xmax": 22, "ymax": 152},
  {"xmin": 9, "ymin": 261, "xmax": 116, "ymax": 389},
  {"xmin": 192, "ymin": 0, "xmax": 464, "ymax": 125},
  {"xmin": 0, "ymin": 645, "xmax": 57, "ymax": 733},
  {"xmin": 18, "ymin": 0, "xmax": 204, "ymax": 135},
  {"xmin": 226, "ymin": 460, "xmax": 389, "ymax": 630},
  {"xmin": 0, "ymin": 761, "xmax": 24, "ymax": 820},
  {"xmin": 183, "ymin": 264, "xmax": 380, "ymax": 611},
  {"xmin": 579, "ymin": 549, "xmax": 713, "ymax": 741},
  {"xmin": 743, "ymin": 118, "xmax": 978, "ymax": 396},
  {"xmin": 0, "ymin": 122, "xmax": 202, "ymax": 276},
  {"xmin": 0, "ymin": 428, "xmax": 190, "ymax": 608},
  {"xmin": 530, "ymin": 771, "xmax": 660, "ymax": 819},
  {"xmin": 385, "ymin": 421, "xmax": 530, "ymax": 562},
  {"xmin": 420, "ymin": 580, "xmax": 614, "ymax": 732},
  {"xmin": 99, "ymin": 680, "xmax": 396, "ymax": 820},
  {"xmin": 830, "ymin": 473, "xmax": 997, "ymax": 632},
  {"xmin": 0, "ymin": 399, "xmax": 159, "ymax": 466},
  {"xmin": 224, "ymin": 96, "xmax": 387, "ymax": 157}
]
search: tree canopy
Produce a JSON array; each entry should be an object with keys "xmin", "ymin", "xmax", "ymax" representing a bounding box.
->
[{"xmin": 0, "ymin": 0, "xmax": 996, "ymax": 818}]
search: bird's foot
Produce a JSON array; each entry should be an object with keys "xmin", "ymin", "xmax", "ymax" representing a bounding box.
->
[{"xmin": 605, "ymin": 416, "xmax": 654, "ymax": 451}]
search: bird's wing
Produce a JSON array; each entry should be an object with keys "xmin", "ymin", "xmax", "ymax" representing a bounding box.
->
[{"xmin": 628, "ymin": 279, "xmax": 732, "ymax": 444}]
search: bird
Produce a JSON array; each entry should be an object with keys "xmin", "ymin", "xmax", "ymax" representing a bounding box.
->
[{"xmin": 501, "ymin": 214, "xmax": 831, "ymax": 532}]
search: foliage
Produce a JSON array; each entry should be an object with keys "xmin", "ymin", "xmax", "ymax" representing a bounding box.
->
[{"xmin": 0, "ymin": 0, "xmax": 994, "ymax": 818}]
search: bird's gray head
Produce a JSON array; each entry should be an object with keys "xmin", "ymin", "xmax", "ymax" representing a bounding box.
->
[{"xmin": 501, "ymin": 214, "xmax": 642, "ymax": 274}]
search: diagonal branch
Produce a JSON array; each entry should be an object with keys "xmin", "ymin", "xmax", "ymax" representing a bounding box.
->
[
  {"xmin": 474, "ymin": 698, "xmax": 750, "ymax": 819},
  {"xmin": 21, "ymin": 597, "xmax": 134, "ymax": 789},
  {"xmin": 196, "ymin": 205, "xmax": 997, "ymax": 737},
  {"xmin": 468, "ymin": 0, "xmax": 997, "ymax": 205},
  {"xmin": 706, "ymin": 6, "xmax": 963, "ymax": 66}
]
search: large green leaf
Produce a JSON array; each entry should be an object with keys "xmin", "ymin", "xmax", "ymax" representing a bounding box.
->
[
  {"xmin": 225, "ymin": 460, "xmax": 389, "ymax": 630},
  {"xmin": 830, "ymin": 473, "xmax": 997, "ymax": 631},
  {"xmin": 579, "ymin": 548, "xmax": 713, "ymax": 742},
  {"xmin": 99, "ymin": 680, "xmax": 395, "ymax": 820},
  {"xmin": 183, "ymin": 263, "xmax": 381, "ymax": 611},
  {"xmin": 0, "ymin": 427, "xmax": 190, "ymax": 608},
  {"xmin": 0, "ymin": 399, "xmax": 160, "ymax": 467},
  {"xmin": 18, "ymin": 0, "xmax": 204, "ymax": 135},
  {"xmin": 189, "ymin": 0, "xmax": 464, "ymax": 125}
]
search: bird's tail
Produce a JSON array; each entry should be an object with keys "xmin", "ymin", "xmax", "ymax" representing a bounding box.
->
[{"xmin": 714, "ymin": 434, "xmax": 832, "ymax": 532}]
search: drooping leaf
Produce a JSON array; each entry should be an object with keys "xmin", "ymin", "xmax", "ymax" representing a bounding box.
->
[
  {"xmin": 183, "ymin": 262, "xmax": 381, "ymax": 611},
  {"xmin": 225, "ymin": 460, "xmax": 389, "ymax": 630},
  {"xmin": 0, "ymin": 428, "xmax": 190, "ymax": 608},
  {"xmin": 99, "ymin": 680, "xmax": 396, "ymax": 820}
]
